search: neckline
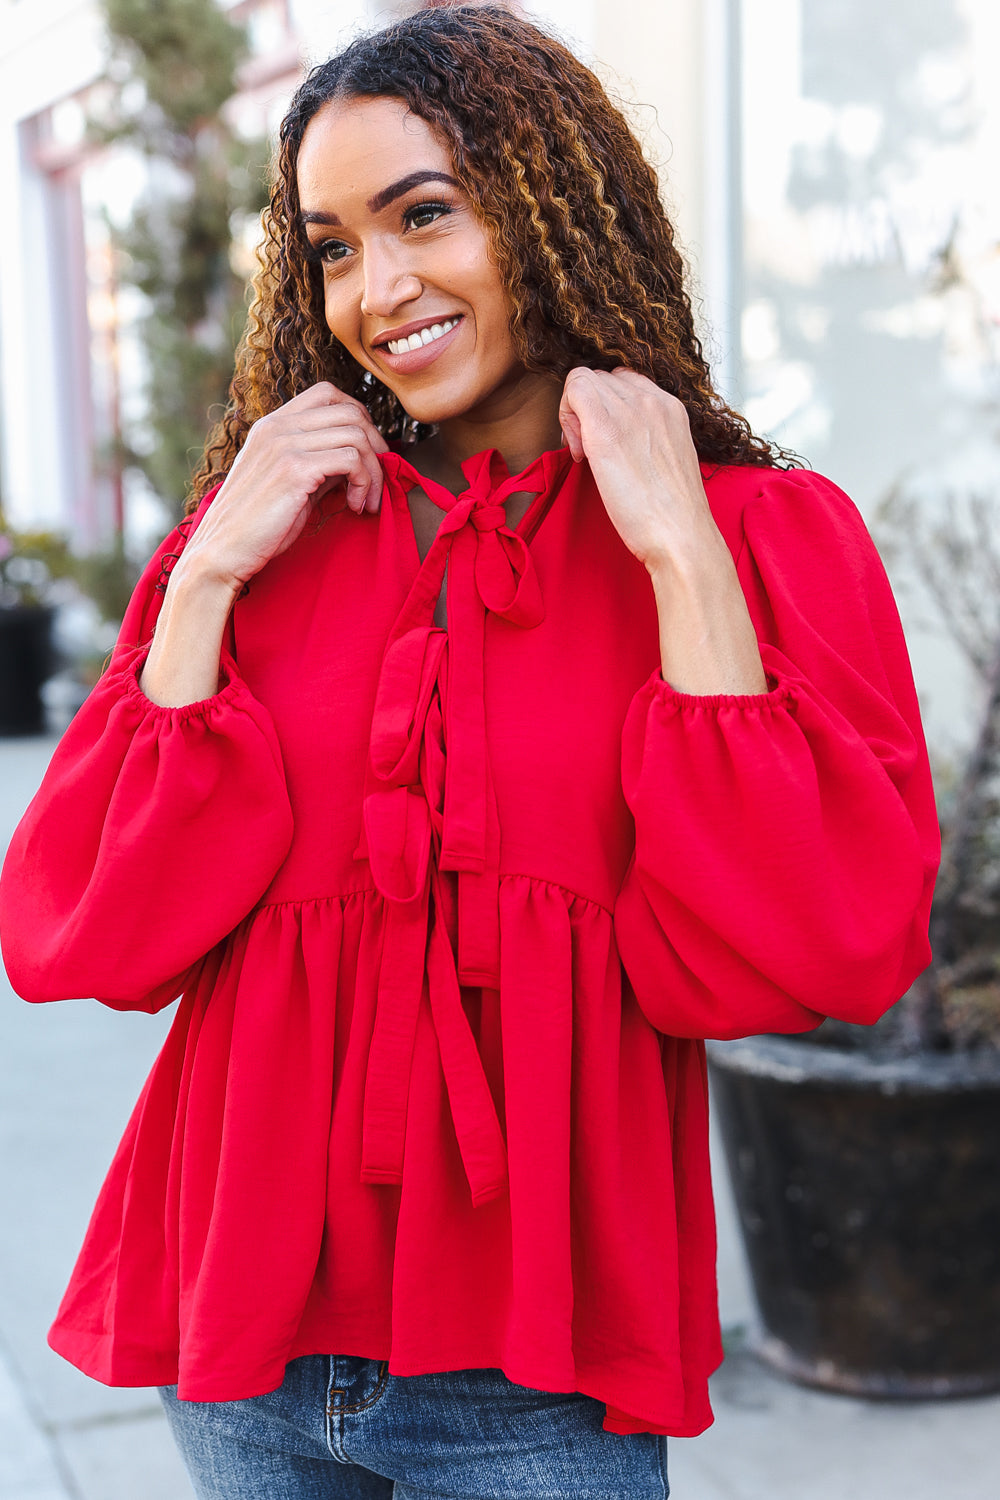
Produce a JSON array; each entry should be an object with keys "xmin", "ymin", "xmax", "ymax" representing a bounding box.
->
[
  {"xmin": 383, "ymin": 444, "xmax": 574, "ymax": 516},
  {"xmin": 381, "ymin": 445, "xmax": 576, "ymax": 631}
]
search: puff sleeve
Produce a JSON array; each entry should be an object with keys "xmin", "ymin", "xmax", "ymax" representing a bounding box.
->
[
  {"xmin": 613, "ymin": 468, "xmax": 939, "ymax": 1040},
  {"xmin": 0, "ymin": 495, "xmax": 294, "ymax": 1011}
]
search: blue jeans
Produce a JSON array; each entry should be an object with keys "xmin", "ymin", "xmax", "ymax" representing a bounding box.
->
[{"xmin": 158, "ymin": 1355, "xmax": 670, "ymax": 1499}]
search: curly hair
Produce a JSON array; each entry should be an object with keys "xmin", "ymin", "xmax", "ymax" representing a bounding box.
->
[{"xmin": 188, "ymin": 3, "xmax": 790, "ymax": 511}]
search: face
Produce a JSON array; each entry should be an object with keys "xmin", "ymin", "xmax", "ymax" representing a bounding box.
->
[{"xmin": 296, "ymin": 95, "xmax": 529, "ymax": 427}]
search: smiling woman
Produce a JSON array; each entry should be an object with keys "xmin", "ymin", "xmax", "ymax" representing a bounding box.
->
[{"xmin": 0, "ymin": 6, "xmax": 940, "ymax": 1500}]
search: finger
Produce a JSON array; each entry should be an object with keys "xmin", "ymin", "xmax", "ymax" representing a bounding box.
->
[
  {"xmin": 562, "ymin": 365, "xmax": 603, "ymax": 394},
  {"xmin": 293, "ymin": 422, "xmax": 380, "ymax": 453},
  {"xmin": 340, "ymin": 449, "xmax": 375, "ymax": 515},
  {"xmin": 312, "ymin": 401, "xmax": 390, "ymax": 454},
  {"xmin": 560, "ymin": 411, "xmax": 584, "ymax": 463},
  {"xmin": 287, "ymin": 382, "xmax": 389, "ymax": 440},
  {"xmin": 272, "ymin": 426, "xmax": 381, "ymax": 513},
  {"xmin": 559, "ymin": 371, "xmax": 604, "ymax": 461},
  {"xmin": 357, "ymin": 444, "xmax": 386, "ymax": 514},
  {"xmin": 287, "ymin": 381, "xmax": 360, "ymax": 412},
  {"xmin": 558, "ymin": 372, "xmax": 588, "ymax": 461},
  {"xmin": 343, "ymin": 445, "xmax": 385, "ymax": 514},
  {"xmin": 302, "ymin": 442, "xmax": 381, "ymax": 515},
  {"xmin": 562, "ymin": 366, "xmax": 614, "ymax": 411},
  {"xmin": 556, "ymin": 393, "xmax": 584, "ymax": 462},
  {"xmin": 608, "ymin": 367, "xmax": 672, "ymax": 414},
  {"xmin": 291, "ymin": 406, "xmax": 376, "ymax": 431},
  {"xmin": 288, "ymin": 425, "xmax": 389, "ymax": 502},
  {"xmin": 286, "ymin": 398, "xmax": 391, "ymax": 453}
]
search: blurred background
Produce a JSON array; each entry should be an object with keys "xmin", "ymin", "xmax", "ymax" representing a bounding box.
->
[{"xmin": 1, "ymin": 2, "xmax": 998, "ymax": 1498}]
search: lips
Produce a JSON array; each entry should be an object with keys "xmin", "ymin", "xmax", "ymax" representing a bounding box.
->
[
  {"xmin": 372, "ymin": 314, "xmax": 462, "ymax": 349},
  {"xmin": 370, "ymin": 314, "xmax": 465, "ymax": 375}
]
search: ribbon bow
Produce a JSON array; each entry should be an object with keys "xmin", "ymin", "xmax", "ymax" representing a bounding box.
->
[{"xmin": 353, "ymin": 447, "xmax": 561, "ymax": 1206}]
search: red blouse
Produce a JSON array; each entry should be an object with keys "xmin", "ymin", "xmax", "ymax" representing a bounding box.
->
[{"xmin": 0, "ymin": 448, "xmax": 938, "ymax": 1437}]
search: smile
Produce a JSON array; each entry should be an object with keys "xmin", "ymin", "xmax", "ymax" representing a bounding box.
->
[
  {"xmin": 371, "ymin": 315, "xmax": 465, "ymax": 376},
  {"xmin": 386, "ymin": 317, "xmax": 460, "ymax": 355}
]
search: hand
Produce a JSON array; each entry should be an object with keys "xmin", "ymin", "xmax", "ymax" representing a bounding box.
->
[
  {"xmin": 175, "ymin": 382, "xmax": 390, "ymax": 594},
  {"xmin": 560, "ymin": 367, "xmax": 767, "ymax": 694},
  {"xmin": 558, "ymin": 367, "xmax": 719, "ymax": 575}
]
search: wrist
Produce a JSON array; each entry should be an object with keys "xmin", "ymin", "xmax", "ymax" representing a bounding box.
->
[
  {"xmin": 168, "ymin": 552, "xmax": 244, "ymax": 607},
  {"xmin": 645, "ymin": 540, "xmax": 730, "ymax": 607},
  {"xmin": 647, "ymin": 541, "xmax": 768, "ymax": 697},
  {"xmin": 140, "ymin": 569, "xmax": 235, "ymax": 707},
  {"xmin": 643, "ymin": 514, "xmax": 733, "ymax": 590}
]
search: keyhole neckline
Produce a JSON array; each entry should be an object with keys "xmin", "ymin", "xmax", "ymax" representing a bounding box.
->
[{"xmin": 382, "ymin": 443, "xmax": 574, "ymax": 518}]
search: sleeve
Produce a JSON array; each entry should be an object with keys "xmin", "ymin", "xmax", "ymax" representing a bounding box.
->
[
  {"xmin": 613, "ymin": 467, "xmax": 940, "ymax": 1041},
  {"xmin": 0, "ymin": 492, "xmax": 294, "ymax": 1011}
]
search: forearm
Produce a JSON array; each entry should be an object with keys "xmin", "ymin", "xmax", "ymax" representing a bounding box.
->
[
  {"xmin": 648, "ymin": 537, "xmax": 768, "ymax": 696},
  {"xmin": 139, "ymin": 563, "xmax": 241, "ymax": 707}
]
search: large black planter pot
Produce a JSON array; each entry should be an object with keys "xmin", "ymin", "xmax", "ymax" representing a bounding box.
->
[
  {"xmin": 706, "ymin": 1033, "xmax": 1000, "ymax": 1398},
  {"xmin": 0, "ymin": 605, "xmax": 54, "ymax": 735}
]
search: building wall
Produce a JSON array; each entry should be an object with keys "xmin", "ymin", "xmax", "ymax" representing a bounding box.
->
[{"xmin": 0, "ymin": 0, "xmax": 106, "ymax": 534}]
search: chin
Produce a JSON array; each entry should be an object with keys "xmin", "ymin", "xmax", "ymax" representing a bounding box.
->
[{"xmin": 391, "ymin": 388, "xmax": 481, "ymax": 426}]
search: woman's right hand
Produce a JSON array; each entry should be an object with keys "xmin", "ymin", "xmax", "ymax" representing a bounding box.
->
[
  {"xmin": 175, "ymin": 382, "xmax": 390, "ymax": 595},
  {"xmin": 139, "ymin": 383, "xmax": 388, "ymax": 708}
]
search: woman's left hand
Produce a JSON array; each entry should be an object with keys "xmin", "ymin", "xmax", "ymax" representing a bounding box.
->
[
  {"xmin": 560, "ymin": 366, "xmax": 768, "ymax": 695},
  {"xmin": 558, "ymin": 366, "xmax": 721, "ymax": 576}
]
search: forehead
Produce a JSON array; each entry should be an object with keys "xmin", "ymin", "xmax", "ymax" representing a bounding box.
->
[{"xmin": 297, "ymin": 96, "xmax": 453, "ymax": 207}]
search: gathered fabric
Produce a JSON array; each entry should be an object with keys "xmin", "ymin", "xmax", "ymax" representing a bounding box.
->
[{"xmin": 0, "ymin": 449, "xmax": 939, "ymax": 1437}]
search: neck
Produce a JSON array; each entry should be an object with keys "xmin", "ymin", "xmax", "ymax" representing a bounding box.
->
[{"xmin": 413, "ymin": 371, "xmax": 565, "ymax": 491}]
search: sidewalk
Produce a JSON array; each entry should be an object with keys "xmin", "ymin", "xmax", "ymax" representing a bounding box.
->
[{"xmin": 1, "ymin": 733, "xmax": 997, "ymax": 1499}]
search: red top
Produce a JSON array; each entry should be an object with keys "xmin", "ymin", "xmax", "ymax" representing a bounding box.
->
[{"xmin": 0, "ymin": 449, "xmax": 938, "ymax": 1437}]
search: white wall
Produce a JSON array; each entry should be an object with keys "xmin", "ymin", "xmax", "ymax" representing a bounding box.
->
[
  {"xmin": 0, "ymin": 0, "xmax": 105, "ymax": 531},
  {"xmin": 592, "ymin": 0, "xmax": 735, "ymax": 394}
]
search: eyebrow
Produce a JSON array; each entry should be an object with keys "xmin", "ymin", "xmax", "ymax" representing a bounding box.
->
[{"xmin": 299, "ymin": 170, "xmax": 461, "ymax": 229}]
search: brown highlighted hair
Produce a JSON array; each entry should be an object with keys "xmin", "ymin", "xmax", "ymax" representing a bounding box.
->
[{"xmin": 189, "ymin": 3, "xmax": 788, "ymax": 510}]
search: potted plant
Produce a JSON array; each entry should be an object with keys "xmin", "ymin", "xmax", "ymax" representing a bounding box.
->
[
  {"xmin": 706, "ymin": 484, "xmax": 1000, "ymax": 1399},
  {"xmin": 0, "ymin": 519, "xmax": 74, "ymax": 735}
]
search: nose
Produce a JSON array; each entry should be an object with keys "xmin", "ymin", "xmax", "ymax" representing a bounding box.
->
[{"xmin": 360, "ymin": 239, "xmax": 422, "ymax": 319}]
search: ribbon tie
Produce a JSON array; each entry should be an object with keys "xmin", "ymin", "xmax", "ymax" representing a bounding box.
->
[{"xmin": 353, "ymin": 447, "xmax": 559, "ymax": 1206}]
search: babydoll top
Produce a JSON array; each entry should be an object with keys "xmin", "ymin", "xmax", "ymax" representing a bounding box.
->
[{"xmin": 0, "ymin": 447, "xmax": 939, "ymax": 1436}]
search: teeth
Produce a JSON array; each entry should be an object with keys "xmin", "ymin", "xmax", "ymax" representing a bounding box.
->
[{"xmin": 386, "ymin": 317, "xmax": 458, "ymax": 356}]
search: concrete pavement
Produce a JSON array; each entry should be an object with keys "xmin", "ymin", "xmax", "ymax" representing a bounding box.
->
[{"xmin": 1, "ymin": 732, "xmax": 997, "ymax": 1499}]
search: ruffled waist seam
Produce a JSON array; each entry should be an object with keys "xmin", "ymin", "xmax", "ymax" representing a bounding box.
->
[{"xmin": 251, "ymin": 874, "xmax": 614, "ymax": 916}]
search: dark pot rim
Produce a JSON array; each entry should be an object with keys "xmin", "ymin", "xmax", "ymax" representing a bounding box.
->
[
  {"xmin": 0, "ymin": 603, "xmax": 56, "ymax": 622},
  {"xmin": 705, "ymin": 1031, "xmax": 1000, "ymax": 1092}
]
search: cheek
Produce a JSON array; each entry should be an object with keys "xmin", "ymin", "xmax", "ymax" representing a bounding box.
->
[
  {"xmin": 323, "ymin": 287, "xmax": 364, "ymax": 354},
  {"xmin": 435, "ymin": 232, "xmax": 509, "ymax": 319},
  {"xmin": 460, "ymin": 258, "xmax": 516, "ymax": 342}
]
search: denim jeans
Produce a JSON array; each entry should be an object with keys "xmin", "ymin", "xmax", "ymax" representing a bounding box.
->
[{"xmin": 159, "ymin": 1354, "xmax": 670, "ymax": 1499}]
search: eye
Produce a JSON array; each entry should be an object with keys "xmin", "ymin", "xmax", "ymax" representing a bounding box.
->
[
  {"xmin": 306, "ymin": 237, "xmax": 351, "ymax": 267},
  {"xmin": 403, "ymin": 201, "xmax": 451, "ymax": 231}
]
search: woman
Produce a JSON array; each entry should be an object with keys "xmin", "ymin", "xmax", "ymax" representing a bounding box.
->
[{"xmin": 0, "ymin": 6, "xmax": 939, "ymax": 1498}]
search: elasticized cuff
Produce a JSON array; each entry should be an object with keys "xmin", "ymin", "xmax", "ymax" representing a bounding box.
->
[
  {"xmin": 649, "ymin": 666, "xmax": 792, "ymax": 712},
  {"xmin": 113, "ymin": 646, "xmax": 249, "ymax": 724}
]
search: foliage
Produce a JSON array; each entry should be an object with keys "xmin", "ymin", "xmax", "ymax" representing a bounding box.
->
[
  {"xmin": 0, "ymin": 513, "xmax": 137, "ymax": 623},
  {"xmin": 0, "ymin": 518, "xmax": 76, "ymax": 610},
  {"xmin": 104, "ymin": 0, "xmax": 248, "ymax": 133},
  {"xmin": 810, "ymin": 485, "xmax": 1000, "ymax": 1059},
  {"xmin": 73, "ymin": 540, "xmax": 140, "ymax": 625},
  {"xmin": 94, "ymin": 0, "xmax": 270, "ymax": 520},
  {"xmin": 880, "ymin": 487, "xmax": 1000, "ymax": 1053}
]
